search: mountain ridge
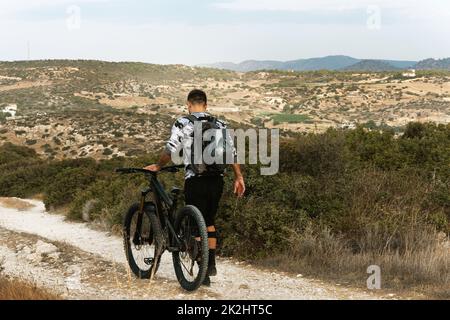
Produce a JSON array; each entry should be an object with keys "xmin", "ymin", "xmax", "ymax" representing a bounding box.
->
[
  {"xmin": 200, "ymin": 55, "xmax": 449, "ymax": 72},
  {"xmin": 414, "ymin": 58, "xmax": 450, "ymax": 70}
]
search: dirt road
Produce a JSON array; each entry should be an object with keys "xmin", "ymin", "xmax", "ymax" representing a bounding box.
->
[{"xmin": 0, "ymin": 197, "xmax": 388, "ymax": 300}]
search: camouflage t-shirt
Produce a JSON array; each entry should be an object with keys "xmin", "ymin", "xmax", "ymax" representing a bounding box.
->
[{"xmin": 164, "ymin": 112, "xmax": 236, "ymax": 180}]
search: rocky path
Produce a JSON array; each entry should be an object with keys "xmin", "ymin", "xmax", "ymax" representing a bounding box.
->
[{"xmin": 0, "ymin": 197, "xmax": 388, "ymax": 300}]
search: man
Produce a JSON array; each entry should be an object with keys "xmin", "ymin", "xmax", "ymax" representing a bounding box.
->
[{"xmin": 144, "ymin": 89, "xmax": 245, "ymax": 286}]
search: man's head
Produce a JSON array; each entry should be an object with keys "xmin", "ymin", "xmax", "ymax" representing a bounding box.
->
[{"xmin": 187, "ymin": 89, "xmax": 207, "ymax": 113}]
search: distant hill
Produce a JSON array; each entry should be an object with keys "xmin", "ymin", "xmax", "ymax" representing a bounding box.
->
[
  {"xmin": 342, "ymin": 60, "xmax": 401, "ymax": 71},
  {"xmin": 387, "ymin": 60, "xmax": 418, "ymax": 69},
  {"xmin": 202, "ymin": 55, "xmax": 359, "ymax": 72},
  {"xmin": 414, "ymin": 58, "xmax": 450, "ymax": 70},
  {"xmin": 284, "ymin": 55, "xmax": 360, "ymax": 71},
  {"xmin": 213, "ymin": 60, "xmax": 285, "ymax": 72},
  {"xmin": 201, "ymin": 55, "xmax": 417, "ymax": 72}
]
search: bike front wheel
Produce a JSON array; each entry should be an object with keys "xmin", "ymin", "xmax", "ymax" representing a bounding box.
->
[
  {"xmin": 172, "ymin": 205, "xmax": 209, "ymax": 291},
  {"xmin": 123, "ymin": 203, "xmax": 163, "ymax": 279}
]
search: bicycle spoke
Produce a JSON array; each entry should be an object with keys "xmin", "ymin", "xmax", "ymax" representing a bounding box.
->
[
  {"xmin": 129, "ymin": 212, "xmax": 156, "ymax": 272},
  {"xmin": 179, "ymin": 258, "xmax": 194, "ymax": 277},
  {"xmin": 177, "ymin": 214, "xmax": 204, "ymax": 282},
  {"xmin": 189, "ymin": 258, "xmax": 195, "ymax": 275}
]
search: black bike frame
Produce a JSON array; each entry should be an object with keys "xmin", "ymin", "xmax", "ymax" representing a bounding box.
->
[{"xmin": 137, "ymin": 172, "xmax": 182, "ymax": 251}]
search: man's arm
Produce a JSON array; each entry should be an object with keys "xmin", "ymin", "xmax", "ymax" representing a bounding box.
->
[
  {"xmin": 232, "ymin": 163, "xmax": 245, "ymax": 197},
  {"xmin": 223, "ymin": 121, "xmax": 245, "ymax": 197},
  {"xmin": 144, "ymin": 118, "xmax": 185, "ymax": 172}
]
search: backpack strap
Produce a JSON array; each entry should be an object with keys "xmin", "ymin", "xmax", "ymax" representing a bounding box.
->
[{"xmin": 184, "ymin": 114, "xmax": 199, "ymax": 123}]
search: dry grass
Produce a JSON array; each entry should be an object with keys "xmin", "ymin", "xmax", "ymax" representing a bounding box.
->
[
  {"xmin": 0, "ymin": 277, "xmax": 60, "ymax": 300},
  {"xmin": 0, "ymin": 197, "xmax": 35, "ymax": 211},
  {"xmin": 260, "ymin": 225, "xmax": 450, "ymax": 298}
]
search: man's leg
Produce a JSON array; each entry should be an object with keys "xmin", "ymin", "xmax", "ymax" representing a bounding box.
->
[
  {"xmin": 184, "ymin": 177, "xmax": 213, "ymax": 285},
  {"xmin": 184, "ymin": 177, "xmax": 208, "ymax": 245},
  {"xmin": 207, "ymin": 226, "xmax": 217, "ymax": 248},
  {"xmin": 205, "ymin": 176, "xmax": 224, "ymax": 277},
  {"xmin": 184, "ymin": 176, "xmax": 223, "ymax": 284},
  {"xmin": 207, "ymin": 225, "xmax": 217, "ymax": 276}
]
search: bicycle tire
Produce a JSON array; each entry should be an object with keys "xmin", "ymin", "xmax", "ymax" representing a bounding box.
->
[
  {"xmin": 172, "ymin": 205, "xmax": 209, "ymax": 291},
  {"xmin": 123, "ymin": 202, "xmax": 164, "ymax": 279}
]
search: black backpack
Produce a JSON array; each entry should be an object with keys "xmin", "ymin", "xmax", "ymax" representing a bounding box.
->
[{"xmin": 185, "ymin": 114, "xmax": 228, "ymax": 176}]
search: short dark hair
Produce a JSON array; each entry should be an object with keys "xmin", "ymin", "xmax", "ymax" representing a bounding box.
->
[{"xmin": 187, "ymin": 89, "xmax": 207, "ymax": 105}]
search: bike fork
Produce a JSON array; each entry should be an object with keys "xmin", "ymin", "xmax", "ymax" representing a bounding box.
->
[
  {"xmin": 134, "ymin": 188, "xmax": 150, "ymax": 244},
  {"xmin": 150, "ymin": 252, "xmax": 160, "ymax": 281},
  {"xmin": 134, "ymin": 197, "xmax": 145, "ymax": 238}
]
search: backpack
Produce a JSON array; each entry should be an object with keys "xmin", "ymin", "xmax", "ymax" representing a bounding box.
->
[{"xmin": 184, "ymin": 114, "xmax": 228, "ymax": 176}]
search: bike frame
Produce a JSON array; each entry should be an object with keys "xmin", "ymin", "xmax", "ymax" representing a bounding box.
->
[{"xmin": 136, "ymin": 171, "xmax": 183, "ymax": 252}]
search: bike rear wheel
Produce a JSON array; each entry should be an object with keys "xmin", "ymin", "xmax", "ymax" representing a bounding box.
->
[
  {"xmin": 172, "ymin": 205, "xmax": 209, "ymax": 291},
  {"xmin": 123, "ymin": 203, "xmax": 163, "ymax": 279}
]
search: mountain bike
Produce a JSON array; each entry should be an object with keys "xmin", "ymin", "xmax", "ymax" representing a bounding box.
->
[{"xmin": 116, "ymin": 165, "xmax": 209, "ymax": 291}]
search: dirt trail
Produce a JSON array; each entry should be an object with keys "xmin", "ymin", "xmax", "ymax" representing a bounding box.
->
[
  {"xmin": 0, "ymin": 198, "xmax": 387, "ymax": 300},
  {"xmin": 0, "ymin": 80, "xmax": 53, "ymax": 92}
]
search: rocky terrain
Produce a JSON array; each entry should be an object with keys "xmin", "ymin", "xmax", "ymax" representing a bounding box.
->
[{"xmin": 0, "ymin": 60, "xmax": 449, "ymax": 160}]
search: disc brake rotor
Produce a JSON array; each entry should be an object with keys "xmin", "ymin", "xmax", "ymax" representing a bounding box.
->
[{"xmin": 188, "ymin": 236, "xmax": 199, "ymax": 261}]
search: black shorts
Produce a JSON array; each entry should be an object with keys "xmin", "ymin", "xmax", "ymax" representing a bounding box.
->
[{"xmin": 184, "ymin": 175, "xmax": 224, "ymax": 227}]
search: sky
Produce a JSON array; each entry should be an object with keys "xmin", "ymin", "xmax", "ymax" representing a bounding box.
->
[{"xmin": 1, "ymin": 0, "xmax": 449, "ymax": 65}]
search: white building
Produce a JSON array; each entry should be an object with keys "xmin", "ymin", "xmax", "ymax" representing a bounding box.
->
[
  {"xmin": 402, "ymin": 69, "xmax": 416, "ymax": 78},
  {"xmin": 339, "ymin": 121, "xmax": 356, "ymax": 130},
  {"xmin": 1, "ymin": 104, "xmax": 17, "ymax": 118}
]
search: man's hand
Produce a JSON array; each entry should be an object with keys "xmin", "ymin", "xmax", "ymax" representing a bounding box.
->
[
  {"xmin": 234, "ymin": 175, "xmax": 245, "ymax": 198},
  {"xmin": 144, "ymin": 152, "xmax": 170, "ymax": 172},
  {"xmin": 143, "ymin": 164, "xmax": 161, "ymax": 172},
  {"xmin": 144, "ymin": 152, "xmax": 171, "ymax": 172}
]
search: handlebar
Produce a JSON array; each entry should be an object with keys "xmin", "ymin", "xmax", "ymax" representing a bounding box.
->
[{"xmin": 115, "ymin": 165, "xmax": 184, "ymax": 175}]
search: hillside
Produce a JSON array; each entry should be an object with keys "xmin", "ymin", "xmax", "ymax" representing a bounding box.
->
[
  {"xmin": 285, "ymin": 55, "xmax": 360, "ymax": 71},
  {"xmin": 202, "ymin": 55, "xmax": 417, "ymax": 72},
  {"xmin": 203, "ymin": 55, "xmax": 360, "ymax": 71},
  {"xmin": 342, "ymin": 60, "xmax": 400, "ymax": 71},
  {"xmin": 415, "ymin": 58, "xmax": 450, "ymax": 70},
  {"xmin": 1, "ymin": 60, "xmax": 449, "ymax": 161},
  {"xmin": 208, "ymin": 60, "xmax": 286, "ymax": 72}
]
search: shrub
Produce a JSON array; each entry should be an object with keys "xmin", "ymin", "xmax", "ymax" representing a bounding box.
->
[
  {"xmin": 44, "ymin": 166, "xmax": 98, "ymax": 210},
  {"xmin": 0, "ymin": 142, "xmax": 37, "ymax": 165}
]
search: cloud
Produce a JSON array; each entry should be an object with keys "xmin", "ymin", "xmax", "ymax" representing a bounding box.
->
[
  {"xmin": 215, "ymin": 0, "xmax": 400, "ymax": 11},
  {"xmin": 0, "ymin": 0, "xmax": 448, "ymax": 63},
  {"xmin": 2, "ymin": 16, "xmax": 448, "ymax": 64},
  {"xmin": 0, "ymin": 0, "xmax": 109, "ymax": 17},
  {"xmin": 213, "ymin": 0, "xmax": 450, "ymax": 18}
]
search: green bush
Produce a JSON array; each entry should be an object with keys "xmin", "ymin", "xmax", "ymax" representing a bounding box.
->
[
  {"xmin": 0, "ymin": 142, "xmax": 37, "ymax": 165},
  {"xmin": 216, "ymin": 123, "xmax": 449, "ymax": 261},
  {"xmin": 0, "ymin": 122, "xmax": 448, "ymax": 289},
  {"xmin": 44, "ymin": 166, "xmax": 98, "ymax": 210}
]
